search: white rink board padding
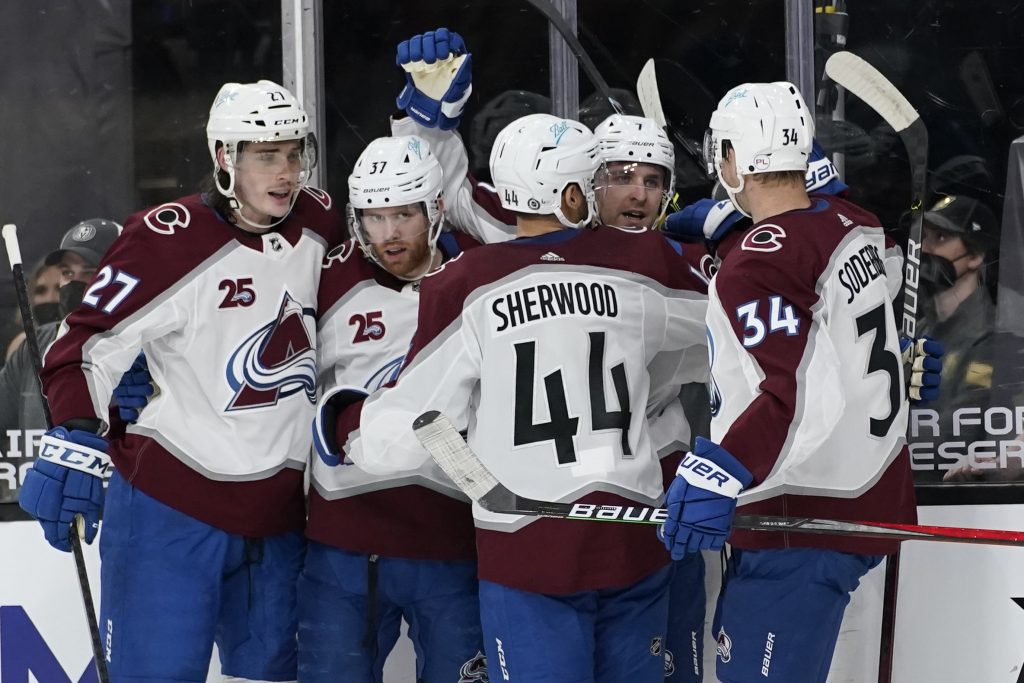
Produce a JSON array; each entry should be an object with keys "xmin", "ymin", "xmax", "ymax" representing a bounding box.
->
[
  {"xmin": 893, "ymin": 504, "xmax": 1024, "ymax": 682},
  {"xmin": 0, "ymin": 519, "xmax": 420, "ymax": 682},
  {"xmin": 0, "ymin": 521, "xmax": 101, "ymax": 682}
]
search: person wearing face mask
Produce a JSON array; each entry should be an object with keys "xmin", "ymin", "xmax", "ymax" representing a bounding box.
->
[
  {"xmin": 3, "ymin": 260, "xmax": 63, "ymax": 362},
  {"xmin": 0, "ymin": 218, "xmax": 120, "ymax": 504},
  {"xmin": 916, "ymin": 194, "xmax": 998, "ymax": 476}
]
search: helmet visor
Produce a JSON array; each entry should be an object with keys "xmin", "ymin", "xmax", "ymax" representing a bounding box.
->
[
  {"xmin": 594, "ymin": 161, "xmax": 670, "ymax": 229},
  {"xmin": 234, "ymin": 133, "xmax": 318, "ymax": 184},
  {"xmin": 702, "ymin": 128, "xmax": 718, "ymax": 179}
]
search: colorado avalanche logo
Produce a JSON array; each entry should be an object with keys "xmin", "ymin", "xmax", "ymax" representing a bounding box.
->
[
  {"xmin": 225, "ymin": 292, "xmax": 316, "ymax": 410},
  {"xmin": 458, "ymin": 652, "xmax": 489, "ymax": 682},
  {"xmin": 716, "ymin": 627, "xmax": 733, "ymax": 663},
  {"xmin": 365, "ymin": 355, "xmax": 405, "ymax": 391},
  {"xmin": 144, "ymin": 202, "xmax": 191, "ymax": 235},
  {"xmin": 741, "ymin": 224, "xmax": 786, "ymax": 253},
  {"xmin": 302, "ymin": 186, "xmax": 333, "ymax": 210}
]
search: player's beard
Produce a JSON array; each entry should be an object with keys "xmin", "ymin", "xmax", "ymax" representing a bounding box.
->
[{"xmin": 374, "ymin": 237, "xmax": 433, "ymax": 280}]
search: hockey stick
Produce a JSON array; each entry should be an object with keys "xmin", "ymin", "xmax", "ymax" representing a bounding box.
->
[
  {"xmin": 823, "ymin": 53, "xmax": 930, "ymax": 683},
  {"xmin": 523, "ymin": 0, "xmax": 623, "ymax": 115},
  {"xmin": 636, "ymin": 58, "xmax": 704, "ymax": 164},
  {"xmin": 825, "ymin": 51, "xmax": 927, "ymax": 339},
  {"xmin": 412, "ymin": 410, "xmax": 1024, "ymax": 547},
  {"xmin": 2, "ymin": 224, "xmax": 110, "ymax": 683}
]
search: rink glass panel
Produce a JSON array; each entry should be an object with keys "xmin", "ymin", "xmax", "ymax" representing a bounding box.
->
[
  {"xmin": 578, "ymin": 0, "xmax": 786, "ymax": 205},
  {"xmin": 816, "ymin": 2, "xmax": 1024, "ymax": 499},
  {"xmin": 321, "ymin": 1, "xmax": 552, "ymax": 198},
  {"xmin": 0, "ymin": 0, "xmax": 283, "ymax": 515}
]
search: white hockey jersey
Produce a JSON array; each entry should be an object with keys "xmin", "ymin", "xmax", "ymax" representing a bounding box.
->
[
  {"xmin": 345, "ymin": 227, "xmax": 709, "ymax": 594},
  {"xmin": 307, "ymin": 232, "xmax": 483, "ymax": 560},
  {"xmin": 42, "ymin": 189, "xmax": 345, "ymax": 536},
  {"xmin": 708, "ymin": 195, "xmax": 916, "ymax": 554}
]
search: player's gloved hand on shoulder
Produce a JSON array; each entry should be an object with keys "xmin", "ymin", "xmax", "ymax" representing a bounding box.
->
[
  {"xmin": 312, "ymin": 386, "xmax": 369, "ymax": 466},
  {"xmin": 112, "ymin": 352, "xmax": 154, "ymax": 423},
  {"xmin": 663, "ymin": 198, "xmax": 745, "ymax": 244},
  {"xmin": 19, "ymin": 425, "xmax": 110, "ymax": 552},
  {"xmin": 900, "ymin": 336, "xmax": 944, "ymax": 405},
  {"xmin": 660, "ymin": 437, "xmax": 753, "ymax": 560},
  {"xmin": 396, "ymin": 27, "xmax": 472, "ymax": 130}
]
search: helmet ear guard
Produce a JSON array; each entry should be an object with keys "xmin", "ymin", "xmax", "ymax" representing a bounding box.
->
[{"xmin": 488, "ymin": 113, "xmax": 601, "ymax": 230}]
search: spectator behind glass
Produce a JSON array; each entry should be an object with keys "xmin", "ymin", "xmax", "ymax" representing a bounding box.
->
[
  {"xmin": 4, "ymin": 261, "xmax": 63, "ymax": 362},
  {"xmin": 913, "ymin": 195, "xmax": 999, "ymax": 481},
  {"xmin": 0, "ymin": 218, "xmax": 121, "ymax": 504}
]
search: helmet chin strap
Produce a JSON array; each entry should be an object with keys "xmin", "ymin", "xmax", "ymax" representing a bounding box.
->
[{"xmin": 715, "ymin": 157, "xmax": 751, "ymax": 218}]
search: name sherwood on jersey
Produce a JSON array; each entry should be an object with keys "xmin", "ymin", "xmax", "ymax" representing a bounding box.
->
[{"xmin": 491, "ymin": 280, "xmax": 619, "ymax": 332}]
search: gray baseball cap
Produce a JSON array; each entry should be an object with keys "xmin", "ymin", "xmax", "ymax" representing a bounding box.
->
[{"xmin": 45, "ymin": 218, "xmax": 123, "ymax": 267}]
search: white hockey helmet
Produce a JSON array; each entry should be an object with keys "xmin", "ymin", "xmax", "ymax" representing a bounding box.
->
[
  {"xmin": 206, "ymin": 80, "xmax": 317, "ymax": 222},
  {"xmin": 489, "ymin": 113, "xmax": 600, "ymax": 229},
  {"xmin": 347, "ymin": 135, "xmax": 445, "ymax": 278},
  {"xmin": 704, "ymin": 81, "xmax": 813, "ymax": 216},
  {"xmin": 594, "ymin": 113, "xmax": 676, "ymax": 215}
]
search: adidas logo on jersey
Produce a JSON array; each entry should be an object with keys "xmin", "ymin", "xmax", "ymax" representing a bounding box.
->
[
  {"xmin": 540, "ymin": 252, "xmax": 564, "ymax": 262},
  {"xmin": 837, "ymin": 213, "xmax": 853, "ymax": 227}
]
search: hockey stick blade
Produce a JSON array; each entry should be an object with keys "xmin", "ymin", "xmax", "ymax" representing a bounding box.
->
[
  {"xmin": 637, "ymin": 59, "xmax": 667, "ymax": 128},
  {"xmin": 523, "ymin": 0, "xmax": 623, "ymax": 115},
  {"xmin": 636, "ymin": 58, "xmax": 704, "ymax": 166},
  {"xmin": 413, "ymin": 410, "xmax": 1024, "ymax": 547},
  {"xmin": 825, "ymin": 51, "xmax": 928, "ymax": 337}
]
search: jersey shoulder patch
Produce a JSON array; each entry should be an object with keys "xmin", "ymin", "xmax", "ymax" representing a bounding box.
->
[
  {"xmin": 301, "ymin": 186, "xmax": 333, "ymax": 211},
  {"xmin": 741, "ymin": 224, "xmax": 787, "ymax": 253}
]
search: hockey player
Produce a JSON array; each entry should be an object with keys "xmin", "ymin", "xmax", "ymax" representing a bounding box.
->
[
  {"xmin": 302, "ymin": 133, "xmax": 489, "ymax": 682},
  {"xmin": 300, "ymin": 28, "xmax": 514, "ymax": 682},
  {"xmin": 19, "ymin": 79, "xmax": 345, "ymax": 681},
  {"xmin": 660, "ymin": 82, "xmax": 922, "ymax": 683},
  {"xmin": 593, "ymin": 113, "xmax": 677, "ymax": 231},
  {"xmin": 338, "ymin": 113, "xmax": 709, "ymax": 682},
  {"xmin": 593, "ymin": 111, "xmax": 709, "ymax": 681}
]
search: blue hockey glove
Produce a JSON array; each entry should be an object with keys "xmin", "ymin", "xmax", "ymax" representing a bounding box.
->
[
  {"xmin": 396, "ymin": 27, "xmax": 473, "ymax": 130},
  {"xmin": 660, "ymin": 437, "xmax": 753, "ymax": 560},
  {"xmin": 19, "ymin": 427, "xmax": 110, "ymax": 552},
  {"xmin": 313, "ymin": 385, "xmax": 369, "ymax": 466},
  {"xmin": 901, "ymin": 336, "xmax": 944, "ymax": 405},
  {"xmin": 112, "ymin": 352, "xmax": 154, "ymax": 423},
  {"xmin": 663, "ymin": 198, "xmax": 745, "ymax": 244},
  {"xmin": 805, "ymin": 139, "xmax": 849, "ymax": 195}
]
